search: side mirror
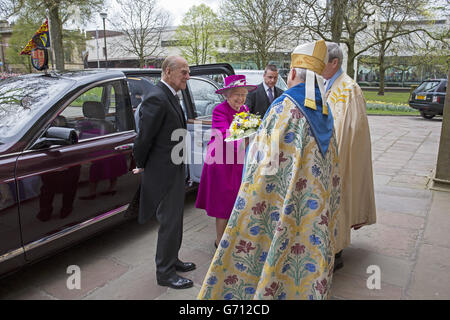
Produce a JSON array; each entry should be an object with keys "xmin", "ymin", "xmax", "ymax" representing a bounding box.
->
[{"xmin": 32, "ymin": 127, "xmax": 78, "ymax": 150}]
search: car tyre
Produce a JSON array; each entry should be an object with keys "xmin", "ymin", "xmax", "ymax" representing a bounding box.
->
[{"xmin": 420, "ymin": 111, "xmax": 435, "ymax": 119}]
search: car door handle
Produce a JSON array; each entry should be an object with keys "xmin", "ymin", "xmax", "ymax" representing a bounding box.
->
[{"xmin": 115, "ymin": 143, "xmax": 134, "ymax": 151}]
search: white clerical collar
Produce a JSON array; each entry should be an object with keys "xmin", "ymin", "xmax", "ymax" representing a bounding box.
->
[{"xmin": 160, "ymin": 79, "xmax": 177, "ymax": 96}]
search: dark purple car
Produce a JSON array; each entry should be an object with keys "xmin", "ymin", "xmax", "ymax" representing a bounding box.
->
[{"xmin": 0, "ymin": 65, "xmax": 234, "ymax": 277}]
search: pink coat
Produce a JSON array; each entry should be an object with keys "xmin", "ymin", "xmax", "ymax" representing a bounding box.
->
[{"xmin": 195, "ymin": 101, "xmax": 247, "ymax": 219}]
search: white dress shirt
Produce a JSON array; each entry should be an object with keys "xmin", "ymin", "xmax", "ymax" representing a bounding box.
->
[
  {"xmin": 160, "ymin": 79, "xmax": 178, "ymax": 96},
  {"xmin": 263, "ymin": 82, "xmax": 274, "ymax": 100}
]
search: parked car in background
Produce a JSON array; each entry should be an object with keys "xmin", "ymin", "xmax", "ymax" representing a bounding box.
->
[
  {"xmin": 0, "ymin": 64, "xmax": 234, "ymax": 277},
  {"xmin": 409, "ymin": 79, "xmax": 447, "ymax": 119}
]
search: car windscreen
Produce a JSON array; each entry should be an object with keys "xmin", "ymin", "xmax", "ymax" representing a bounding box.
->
[
  {"xmin": 416, "ymin": 81, "xmax": 441, "ymax": 93},
  {"xmin": 238, "ymin": 70, "xmax": 288, "ymax": 91},
  {"xmin": 0, "ymin": 75, "xmax": 74, "ymax": 143},
  {"xmin": 242, "ymin": 72, "xmax": 264, "ymax": 86}
]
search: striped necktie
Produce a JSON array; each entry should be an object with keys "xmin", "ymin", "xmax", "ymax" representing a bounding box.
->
[{"xmin": 267, "ymin": 88, "xmax": 274, "ymax": 103}]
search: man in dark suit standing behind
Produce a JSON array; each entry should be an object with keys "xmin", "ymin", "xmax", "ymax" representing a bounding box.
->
[
  {"xmin": 245, "ymin": 64, "xmax": 284, "ymax": 116},
  {"xmin": 133, "ymin": 56, "xmax": 195, "ymax": 289}
]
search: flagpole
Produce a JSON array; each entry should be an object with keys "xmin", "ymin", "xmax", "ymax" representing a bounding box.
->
[
  {"xmin": 95, "ymin": 27, "xmax": 100, "ymax": 68},
  {"xmin": 46, "ymin": 9, "xmax": 56, "ymax": 71}
]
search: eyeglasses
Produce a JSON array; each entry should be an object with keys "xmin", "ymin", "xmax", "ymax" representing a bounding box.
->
[{"xmin": 230, "ymin": 93, "xmax": 247, "ymax": 98}]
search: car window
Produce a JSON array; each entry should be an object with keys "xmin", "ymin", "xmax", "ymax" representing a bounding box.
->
[
  {"xmin": 188, "ymin": 78, "xmax": 223, "ymax": 118},
  {"xmin": 198, "ymin": 74, "xmax": 225, "ymax": 87},
  {"xmin": 56, "ymin": 80, "xmax": 133, "ymax": 140},
  {"xmin": 438, "ymin": 81, "xmax": 447, "ymax": 93},
  {"xmin": 416, "ymin": 81, "xmax": 440, "ymax": 93},
  {"xmin": 0, "ymin": 75, "xmax": 74, "ymax": 143},
  {"xmin": 126, "ymin": 76, "xmax": 157, "ymax": 109},
  {"xmin": 141, "ymin": 75, "xmax": 161, "ymax": 85}
]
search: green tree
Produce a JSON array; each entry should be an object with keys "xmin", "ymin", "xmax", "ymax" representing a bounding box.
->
[
  {"xmin": 366, "ymin": 0, "xmax": 449, "ymax": 94},
  {"xmin": 21, "ymin": 0, "xmax": 104, "ymax": 71},
  {"xmin": 5, "ymin": 17, "xmax": 39, "ymax": 72},
  {"xmin": 294, "ymin": 0, "xmax": 448, "ymax": 80},
  {"xmin": 176, "ymin": 4, "xmax": 219, "ymax": 65},
  {"xmin": 295, "ymin": 0, "xmax": 376, "ymax": 78}
]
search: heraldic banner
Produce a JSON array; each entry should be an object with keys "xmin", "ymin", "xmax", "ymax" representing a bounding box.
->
[{"xmin": 20, "ymin": 19, "xmax": 50, "ymax": 55}]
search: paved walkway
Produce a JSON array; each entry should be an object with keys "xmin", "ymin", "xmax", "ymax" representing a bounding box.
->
[{"xmin": 0, "ymin": 115, "xmax": 448, "ymax": 300}]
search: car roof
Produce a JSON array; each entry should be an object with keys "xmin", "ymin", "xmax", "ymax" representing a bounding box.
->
[
  {"xmin": 421, "ymin": 79, "xmax": 447, "ymax": 82},
  {"xmin": 235, "ymin": 69, "xmax": 264, "ymax": 73},
  {"xmin": 55, "ymin": 69, "xmax": 127, "ymax": 83},
  {"xmin": 6, "ymin": 69, "xmax": 128, "ymax": 91}
]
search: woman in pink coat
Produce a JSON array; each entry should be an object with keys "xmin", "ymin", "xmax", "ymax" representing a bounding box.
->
[{"xmin": 196, "ymin": 75, "xmax": 257, "ymax": 248}]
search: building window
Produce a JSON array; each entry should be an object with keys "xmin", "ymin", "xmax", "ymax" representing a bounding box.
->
[{"xmin": 161, "ymin": 40, "xmax": 189, "ymax": 47}]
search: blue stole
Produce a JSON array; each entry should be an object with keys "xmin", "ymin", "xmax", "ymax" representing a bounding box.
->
[
  {"xmin": 243, "ymin": 83, "xmax": 333, "ymax": 181},
  {"xmin": 268, "ymin": 83, "xmax": 334, "ymax": 157}
]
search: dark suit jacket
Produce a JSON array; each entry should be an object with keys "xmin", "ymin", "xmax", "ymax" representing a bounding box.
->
[
  {"xmin": 133, "ymin": 81, "xmax": 187, "ymax": 224},
  {"xmin": 245, "ymin": 83, "xmax": 284, "ymax": 117}
]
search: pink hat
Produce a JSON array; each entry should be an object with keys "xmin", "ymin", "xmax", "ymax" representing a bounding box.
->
[{"xmin": 215, "ymin": 74, "xmax": 257, "ymax": 94}]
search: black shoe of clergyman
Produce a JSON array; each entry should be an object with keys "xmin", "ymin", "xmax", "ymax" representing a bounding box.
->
[
  {"xmin": 175, "ymin": 261, "xmax": 196, "ymax": 272},
  {"xmin": 334, "ymin": 257, "xmax": 344, "ymax": 272},
  {"xmin": 157, "ymin": 274, "xmax": 194, "ymax": 289}
]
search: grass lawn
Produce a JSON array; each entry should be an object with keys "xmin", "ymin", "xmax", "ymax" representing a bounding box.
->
[
  {"xmin": 363, "ymin": 90, "xmax": 411, "ymax": 105},
  {"xmin": 366, "ymin": 109, "xmax": 420, "ymax": 116},
  {"xmin": 361, "ymin": 90, "xmax": 420, "ymax": 115}
]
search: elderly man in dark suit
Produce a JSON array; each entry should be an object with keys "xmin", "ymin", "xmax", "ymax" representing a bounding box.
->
[
  {"xmin": 133, "ymin": 56, "xmax": 195, "ymax": 289},
  {"xmin": 245, "ymin": 64, "xmax": 284, "ymax": 116}
]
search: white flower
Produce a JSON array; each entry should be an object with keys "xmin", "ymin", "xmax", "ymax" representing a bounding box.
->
[{"xmin": 227, "ymin": 111, "xmax": 261, "ymax": 141}]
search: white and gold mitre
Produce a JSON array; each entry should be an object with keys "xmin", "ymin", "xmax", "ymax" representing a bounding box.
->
[{"xmin": 290, "ymin": 39, "xmax": 329, "ymax": 115}]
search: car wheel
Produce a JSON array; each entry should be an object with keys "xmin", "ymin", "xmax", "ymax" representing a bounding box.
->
[{"xmin": 420, "ymin": 111, "xmax": 435, "ymax": 119}]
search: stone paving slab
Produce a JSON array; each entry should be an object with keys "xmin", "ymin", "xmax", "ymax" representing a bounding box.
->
[
  {"xmin": 407, "ymin": 244, "xmax": 450, "ymax": 299},
  {"xmin": 336, "ymin": 247, "xmax": 413, "ymax": 289},
  {"xmin": 350, "ymin": 222, "xmax": 421, "ymax": 259},
  {"xmin": 423, "ymin": 191, "xmax": 450, "ymax": 248},
  {"xmin": 330, "ymin": 272, "xmax": 404, "ymax": 300},
  {"xmin": 85, "ymin": 263, "xmax": 167, "ymax": 300}
]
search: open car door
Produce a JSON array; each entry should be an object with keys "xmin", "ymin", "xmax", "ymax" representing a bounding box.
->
[{"xmin": 183, "ymin": 63, "xmax": 235, "ymax": 184}]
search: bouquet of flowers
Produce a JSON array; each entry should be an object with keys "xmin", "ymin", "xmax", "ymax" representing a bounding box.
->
[{"xmin": 225, "ymin": 110, "xmax": 262, "ymax": 142}]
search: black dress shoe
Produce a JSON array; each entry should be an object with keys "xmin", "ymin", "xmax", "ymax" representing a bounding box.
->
[
  {"xmin": 175, "ymin": 260, "xmax": 196, "ymax": 272},
  {"xmin": 157, "ymin": 274, "xmax": 193, "ymax": 289}
]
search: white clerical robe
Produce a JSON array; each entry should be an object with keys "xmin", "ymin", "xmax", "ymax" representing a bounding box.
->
[{"xmin": 325, "ymin": 72, "xmax": 376, "ymax": 253}]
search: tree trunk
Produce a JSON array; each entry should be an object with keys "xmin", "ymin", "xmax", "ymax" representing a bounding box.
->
[
  {"xmin": 331, "ymin": 0, "xmax": 346, "ymax": 42},
  {"xmin": 433, "ymin": 68, "xmax": 450, "ymax": 190},
  {"xmin": 256, "ymin": 52, "xmax": 264, "ymax": 70},
  {"xmin": 378, "ymin": 47, "xmax": 386, "ymax": 96},
  {"xmin": 346, "ymin": 39, "xmax": 355, "ymax": 80},
  {"xmin": 48, "ymin": 5, "xmax": 64, "ymax": 71}
]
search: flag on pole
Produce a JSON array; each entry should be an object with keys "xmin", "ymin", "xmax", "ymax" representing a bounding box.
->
[{"xmin": 20, "ymin": 19, "xmax": 51, "ymax": 55}]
